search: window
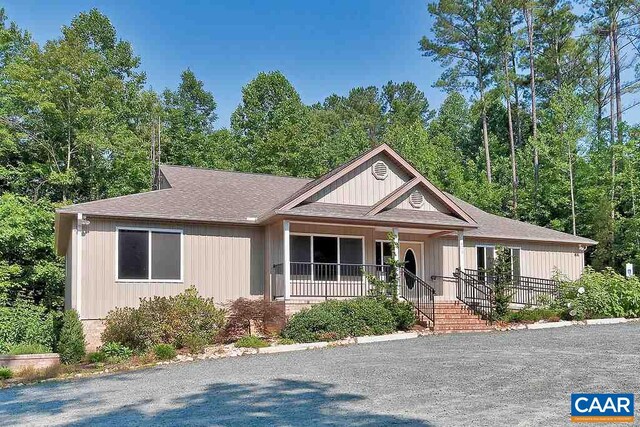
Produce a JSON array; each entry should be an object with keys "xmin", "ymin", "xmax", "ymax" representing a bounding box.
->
[
  {"xmin": 289, "ymin": 234, "xmax": 364, "ymax": 280},
  {"xmin": 476, "ymin": 245, "xmax": 520, "ymax": 280},
  {"xmin": 117, "ymin": 228, "xmax": 182, "ymax": 281},
  {"xmin": 375, "ymin": 241, "xmax": 393, "ymax": 266}
]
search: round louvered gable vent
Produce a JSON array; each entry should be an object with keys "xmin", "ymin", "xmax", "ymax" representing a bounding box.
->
[
  {"xmin": 409, "ymin": 190, "xmax": 424, "ymax": 208},
  {"xmin": 372, "ymin": 160, "xmax": 388, "ymax": 180}
]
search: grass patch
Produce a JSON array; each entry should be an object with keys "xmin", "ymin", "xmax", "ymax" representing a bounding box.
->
[
  {"xmin": 0, "ymin": 367, "xmax": 12, "ymax": 380},
  {"xmin": 235, "ymin": 335, "xmax": 269, "ymax": 348},
  {"xmin": 14, "ymin": 364, "xmax": 61, "ymax": 382},
  {"xmin": 503, "ymin": 307, "xmax": 563, "ymax": 324},
  {"xmin": 153, "ymin": 344, "xmax": 177, "ymax": 360}
]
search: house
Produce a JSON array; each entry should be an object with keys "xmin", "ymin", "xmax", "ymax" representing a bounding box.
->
[{"xmin": 55, "ymin": 144, "xmax": 596, "ymax": 348}]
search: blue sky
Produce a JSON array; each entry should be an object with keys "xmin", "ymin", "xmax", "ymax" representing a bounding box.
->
[
  {"xmin": 3, "ymin": 1, "xmax": 443, "ymax": 128},
  {"xmin": 4, "ymin": 1, "xmax": 638, "ymax": 128}
]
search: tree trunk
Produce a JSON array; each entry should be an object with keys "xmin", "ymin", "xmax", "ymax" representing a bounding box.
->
[
  {"xmin": 613, "ymin": 24, "xmax": 623, "ymax": 145},
  {"xmin": 505, "ymin": 58, "xmax": 518, "ymax": 217},
  {"xmin": 609, "ymin": 27, "xmax": 617, "ymax": 221},
  {"xmin": 525, "ymin": 7, "xmax": 539, "ymax": 210},
  {"xmin": 481, "ymin": 105, "xmax": 491, "ymax": 184},
  {"xmin": 508, "ymin": 20, "xmax": 521, "ymax": 147},
  {"xmin": 477, "ymin": 54, "xmax": 491, "ymax": 184},
  {"xmin": 568, "ymin": 141, "xmax": 577, "ymax": 236}
]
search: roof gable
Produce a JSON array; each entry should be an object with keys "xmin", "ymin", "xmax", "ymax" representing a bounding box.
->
[
  {"xmin": 272, "ymin": 144, "xmax": 476, "ymax": 225},
  {"xmin": 307, "ymin": 153, "xmax": 412, "ymax": 205}
]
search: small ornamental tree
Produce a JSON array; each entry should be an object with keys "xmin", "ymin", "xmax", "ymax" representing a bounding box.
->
[
  {"xmin": 491, "ymin": 246, "xmax": 514, "ymax": 320},
  {"xmin": 57, "ymin": 310, "xmax": 86, "ymax": 364},
  {"xmin": 366, "ymin": 232, "xmax": 403, "ymax": 301}
]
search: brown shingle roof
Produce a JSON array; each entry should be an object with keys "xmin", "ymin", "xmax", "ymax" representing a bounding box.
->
[
  {"xmin": 56, "ymin": 163, "xmax": 596, "ymax": 246},
  {"xmin": 57, "ymin": 166, "xmax": 312, "ymax": 224},
  {"xmin": 446, "ymin": 193, "xmax": 596, "ymax": 245}
]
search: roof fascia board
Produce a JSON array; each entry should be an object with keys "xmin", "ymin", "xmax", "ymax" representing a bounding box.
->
[
  {"xmin": 379, "ymin": 148, "xmax": 477, "ymax": 224},
  {"xmin": 277, "ymin": 144, "xmax": 392, "ymax": 212},
  {"xmin": 366, "ymin": 177, "xmax": 421, "ymax": 216},
  {"xmin": 276, "ymin": 143, "xmax": 476, "ymax": 225}
]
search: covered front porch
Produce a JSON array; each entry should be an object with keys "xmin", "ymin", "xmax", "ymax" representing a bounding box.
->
[{"xmin": 266, "ymin": 219, "xmax": 470, "ymax": 324}]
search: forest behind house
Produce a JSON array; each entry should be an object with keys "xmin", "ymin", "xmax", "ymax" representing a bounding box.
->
[{"xmin": 1, "ymin": 1, "xmax": 639, "ymax": 313}]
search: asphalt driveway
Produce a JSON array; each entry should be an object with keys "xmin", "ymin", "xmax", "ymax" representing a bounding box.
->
[{"xmin": 1, "ymin": 323, "xmax": 639, "ymax": 426}]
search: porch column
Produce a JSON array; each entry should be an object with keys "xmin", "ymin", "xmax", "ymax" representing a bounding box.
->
[
  {"xmin": 283, "ymin": 220, "xmax": 291, "ymax": 300},
  {"xmin": 392, "ymin": 227, "xmax": 400, "ymax": 297},
  {"xmin": 457, "ymin": 230, "xmax": 465, "ymax": 273}
]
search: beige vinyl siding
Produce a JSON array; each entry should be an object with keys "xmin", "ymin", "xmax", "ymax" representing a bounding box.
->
[
  {"xmin": 308, "ymin": 154, "xmax": 411, "ymax": 205},
  {"xmin": 387, "ymin": 188, "xmax": 450, "ymax": 212},
  {"xmin": 441, "ymin": 237, "xmax": 584, "ymax": 283},
  {"xmin": 460, "ymin": 240, "xmax": 584, "ymax": 280},
  {"xmin": 80, "ymin": 217, "xmax": 264, "ymax": 319}
]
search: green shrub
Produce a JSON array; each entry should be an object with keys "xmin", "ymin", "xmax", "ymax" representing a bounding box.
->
[
  {"xmin": 235, "ymin": 335, "xmax": 269, "ymax": 348},
  {"xmin": 182, "ymin": 333, "xmax": 207, "ymax": 354},
  {"xmin": 277, "ymin": 338, "xmax": 296, "ymax": 345},
  {"xmin": 153, "ymin": 343, "xmax": 177, "ymax": 360},
  {"xmin": 7, "ymin": 342, "xmax": 50, "ymax": 355},
  {"xmin": 0, "ymin": 300, "xmax": 55, "ymax": 354},
  {"xmin": 282, "ymin": 298, "xmax": 396, "ymax": 343},
  {"xmin": 57, "ymin": 310, "xmax": 86, "ymax": 364},
  {"xmin": 383, "ymin": 300, "xmax": 416, "ymax": 330},
  {"xmin": 552, "ymin": 268, "xmax": 640, "ymax": 320},
  {"xmin": 0, "ymin": 367, "xmax": 12, "ymax": 380},
  {"xmin": 101, "ymin": 342, "xmax": 133, "ymax": 363},
  {"xmin": 503, "ymin": 307, "xmax": 563, "ymax": 323},
  {"xmin": 101, "ymin": 287, "xmax": 226, "ymax": 351},
  {"xmin": 87, "ymin": 351, "xmax": 107, "ymax": 364}
]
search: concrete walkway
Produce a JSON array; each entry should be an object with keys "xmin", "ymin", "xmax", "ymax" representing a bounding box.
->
[{"xmin": 1, "ymin": 323, "xmax": 639, "ymax": 426}]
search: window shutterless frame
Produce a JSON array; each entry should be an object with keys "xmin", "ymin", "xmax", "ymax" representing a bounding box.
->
[
  {"xmin": 475, "ymin": 244, "xmax": 521, "ymax": 274},
  {"xmin": 289, "ymin": 232, "xmax": 366, "ymax": 283},
  {"xmin": 115, "ymin": 226, "xmax": 184, "ymax": 283}
]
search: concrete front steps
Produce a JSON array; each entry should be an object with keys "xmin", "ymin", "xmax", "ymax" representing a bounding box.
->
[{"xmin": 431, "ymin": 301, "xmax": 492, "ymax": 333}]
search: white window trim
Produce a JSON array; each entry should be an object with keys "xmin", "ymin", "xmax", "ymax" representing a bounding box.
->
[
  {"xmin": 290, "ymin": 233, "xmax": 366, "ymax": 283},
  {"xmin": 475, "ymin": 244, "xmax": 521, "ymax": 274},
  {"xmin": 116, "ymin": 226, "xmax": 184, "ymax": 283}
]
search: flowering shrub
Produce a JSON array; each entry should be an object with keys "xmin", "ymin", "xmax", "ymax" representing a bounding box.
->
[
  {"xmin": 553, "ymin": 268, "xmax": 640, "ymax": 320},
  {"xmin": 101, "ymin": 287, "xmax": 226, "ymax": 351}
]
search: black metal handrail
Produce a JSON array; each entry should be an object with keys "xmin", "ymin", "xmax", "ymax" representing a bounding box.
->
[
  {"xmin": 464, "ymin": 268, "xmax": 558, "ymax": 306},
  {"xmin": 454, "ymin": 268, "xmax": 494, "ymax": 320},
  {"xmin": 400, "ymin": 268, "xmax": 436, "ymax": 327}
]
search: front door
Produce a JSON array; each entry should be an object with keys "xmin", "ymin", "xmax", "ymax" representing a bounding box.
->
[{"xmin": 399, "ymin": 242, "xmax": 422, "ymax": 278}]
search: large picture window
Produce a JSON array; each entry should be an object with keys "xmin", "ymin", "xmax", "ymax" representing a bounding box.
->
[
  {"xmin": 117, "ymin": 228, "xmax": 182, "ymax": 281},
  {"xmin": 289, "ymin": 234, "xmax": 364, "ymax": 281}
]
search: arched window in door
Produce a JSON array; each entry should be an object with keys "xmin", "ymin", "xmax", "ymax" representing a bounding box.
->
[{"xmin": 404, "ymin": 249, "xmax": 417, "ymax": 289}]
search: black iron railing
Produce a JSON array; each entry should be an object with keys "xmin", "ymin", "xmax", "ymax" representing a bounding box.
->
[
  {"xmin": 454, "ymin": 268, "xmax": 494, "ymax": 319},
  {"xmin": 270, "ymin": 262, "xmax": 436, "ymax": 328},
  {"xmin": 464, "ymin": 268, "xmax": 558, "ymax": 306},
  {"xmin": 400, "ymin": 268, "xmax": 436, "ymax": 327}
]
